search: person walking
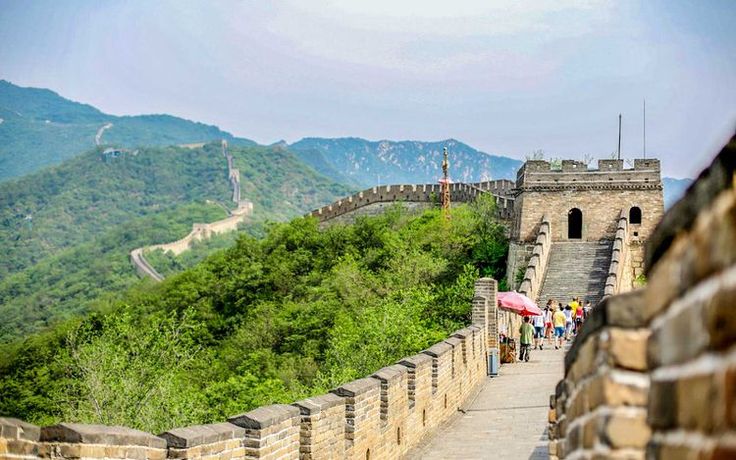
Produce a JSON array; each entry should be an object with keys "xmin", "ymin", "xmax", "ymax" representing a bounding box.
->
[
  {"xmin": 584, "ymin": 300, "xmax": 592, "ymax": 319},
  {"xmin": 552, "ymin": 306, "xmax": 567, "ymax": 350},
  {"xmin": 544, "ymin": 306, "xmax": 553, "ymax": 345},
  {"xmin": 519, "ymin": 316, "xmax": 534, "ymax": 362},
  {"xmin": 575, "ymin": 299, "xmax": 585, "ymax": 333},
  {"xmin": 532, "ymin": 311, "xmax": 545, "ymax": 350},
  {"xmin": 563, "ymin": 304, "xmax": 574, "ymax": 340}
]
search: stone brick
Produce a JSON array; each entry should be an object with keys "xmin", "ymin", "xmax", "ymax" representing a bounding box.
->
[
  {"xmin": 677, "ymin": 372, "xmax": 725, "ymax": 433},
  {"xmin": 587, "ymin": 372, "xmax": 648, "ymax": 409},
  {"xmin": 602, "ymin": 409, "xmax": 650, "ymax": 449},
  {"xmin": 648, "ymin": 295, "xmax": 708, "ymax": 368},
  {"xmin": 648, "ymin": 379, "xmax": 677, "ymax": 429},
  {"xmin": 704, "ymin": 270, "xmax": 736, "ymax": 351},
  {"xmin": 607, "ymin": 328, "xmax": 650, "ymax": 371},
  {"xmin": 725, "ymin": 364, "xmax": 736, "ymax": 429}
]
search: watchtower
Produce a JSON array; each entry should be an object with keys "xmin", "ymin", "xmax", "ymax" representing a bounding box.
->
[
  {"xmin": 512, "ymin": 159, "xmax": 663, "ymax": 243},
  {"xmin": 507, "ymin": 158, "xmax": 664, "ymax": 303}
]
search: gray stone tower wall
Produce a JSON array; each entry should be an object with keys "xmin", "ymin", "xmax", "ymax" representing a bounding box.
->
[{"xmin": 512, "ymin": 159, "xmax": 664, "ymax": 243}]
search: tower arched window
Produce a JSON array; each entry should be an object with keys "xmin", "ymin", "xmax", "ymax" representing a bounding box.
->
[
  {"xmin": 568, "ymin": 208, "xmax": 583, "ymax": 239},
  {"xmin": 630, "ymin": 206, "xmax": 642, "ymax": 225}
]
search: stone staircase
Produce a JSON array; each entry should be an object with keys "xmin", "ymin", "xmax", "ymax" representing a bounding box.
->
[{"xmin": 536, "ymin": 241, "xmax": 613, "ymax": 307}]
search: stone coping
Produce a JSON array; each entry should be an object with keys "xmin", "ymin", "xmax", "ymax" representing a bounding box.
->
[
  {"xmin": 159, "ymin": 422, "xmax": 245, "ymax": 448},
  {"xmin": 228, "ymin": 404, "xmax": 299, "ymax": 430},
  {"xmin": 372, "ymin": 364, "xmax": 409, "ymax": 383},
  {"xmin": 451, "ymin": 327, "xmax": 474, "ymax": 339},
  {"xmin": 564, "ymin": 290, "xmax": 645, "ymax": 373},
  {"xmin": 398, "ymin": 353, "xmax": 433, "ymax": 369},
  {"xmin": 293, "ymin": 393, "xmax": 344, "ymax": 415},
  {"xmin": 422, "ymin": 341, "xmax": 453, "ymax": 358},
  {"xmin": 646, "ymin": 134, "xmax": 735, "ymax": 272},
  {"xmin": 443, "ymin": 337, "xmax": 463, "ymax": 348},
  {"xmin": 40, "ymin": 423, "xmax": 167, "ymax": 449},
  {"xmin": 332, "ymin": 377, "xmax": 381, "ymax": 397},
  {"xmin": 0, "ymin": 417, "xmax": 41, "ymax": 441}
]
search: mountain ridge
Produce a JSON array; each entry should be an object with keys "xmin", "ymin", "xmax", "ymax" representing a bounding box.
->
[{"xmin": 0, "ymin": 80, "xmax": 256, "ymax": 181}]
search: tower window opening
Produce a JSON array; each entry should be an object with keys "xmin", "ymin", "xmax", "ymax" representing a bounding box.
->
[
  {"xmin": 630, "ymin": 206, "xmax": 642, "ymax": 224},
  {"xmin": 568, "ymin": 208, "xmax": 583, "ymax": 239}
]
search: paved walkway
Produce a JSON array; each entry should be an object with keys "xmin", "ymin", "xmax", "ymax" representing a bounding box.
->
[{"xmin": 407, "ymin": 346, "xmax": 565, "ymax": 459}]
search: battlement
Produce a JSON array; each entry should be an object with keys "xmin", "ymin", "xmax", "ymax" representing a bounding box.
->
[
  {"xmin": 309, "ymin": 180, "xmax": 515, "ymax": 223},
  {"xmin": 516, "ymin": 158, "xmax": 662, "ymax": 191}
]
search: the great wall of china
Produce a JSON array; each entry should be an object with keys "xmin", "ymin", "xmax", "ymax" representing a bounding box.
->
[
  {"xmin": 0, "ymin": 277, "xmax": 502, "ymax": 460},
  {"xmin": 130, "ymin": 141, "xmax": 252, "ymax": 281},
  {"xmin": 7, "ymin": 136, "xmax": 734, "ymax": 459},
  {"xmin": 309, "ymin": 180, "xmax": 515, "ymax": 224},
  {"xmin": 3, "ymin": 136, "xmax": 732, "ymax": 459}
]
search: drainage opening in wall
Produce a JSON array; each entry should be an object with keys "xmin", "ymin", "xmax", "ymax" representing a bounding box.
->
[
  {"xmin": 444, "ymin": 394, "xmax": 448, "ymax": 409},
  {"xmin": 397, "ymin": 427, "xmax": 401, "ymax": 445},
  {"xmin": 422, "ymin": 409, "xmax": 426, "ymax": 426},
  {"xmin": 366, "ymin": 449, "xmax": 370, "ymax": 460}
]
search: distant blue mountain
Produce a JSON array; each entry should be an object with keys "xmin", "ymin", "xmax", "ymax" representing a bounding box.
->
[
  {"xmin": 290, "ymin": 137, "xmax": 521, "ymax": 187},
  {"xmin": 0, "ymin": 80, "xmax": 255, "ymax": 181},
  {"xmin": 289, "ymin": 136, "xmax": 689, "ymax": 209}
]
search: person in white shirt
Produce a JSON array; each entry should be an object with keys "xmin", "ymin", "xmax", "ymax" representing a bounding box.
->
[{"xmin": 532, "ymin": 312, "xmax": 545, "ymax": 350}]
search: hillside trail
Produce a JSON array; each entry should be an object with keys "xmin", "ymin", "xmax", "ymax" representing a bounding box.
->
[{"xmin": 407, "ymin": 345, "xmax": 565, "ymax": 459}]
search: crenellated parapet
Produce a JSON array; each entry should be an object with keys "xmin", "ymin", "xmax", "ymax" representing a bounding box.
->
[
  {"xmin": 515, "ymin": 158, "xmax": 661, "ymax": 192},
  {"xmin": 0, "ymin": 278, "xmax": 505, "ymax": 460},
  {"xmin": 308, "ymin": 180, "xmax": 515, "ymax": 224}
]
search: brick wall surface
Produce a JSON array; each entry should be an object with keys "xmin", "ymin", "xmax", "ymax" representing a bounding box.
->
[{"xmin": 550, "ymin": 136, "xmax": 736, "ymax": 460}]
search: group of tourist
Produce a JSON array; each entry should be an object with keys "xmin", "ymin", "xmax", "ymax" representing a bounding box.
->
[{"xmin": 518, "ymin": 297, "xmax": 592, "ymax": 360}]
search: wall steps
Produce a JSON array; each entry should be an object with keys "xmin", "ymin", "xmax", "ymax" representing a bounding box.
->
[{"xmin": 536, "ymin": 241, "xmax": 612, "ymax": 307}]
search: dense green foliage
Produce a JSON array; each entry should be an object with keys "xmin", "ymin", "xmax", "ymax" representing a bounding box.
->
[
  {"xmin": 0, "ymin": 80, "xmax": 255, "ymax": 181},
  {"xmin": 0, "ymin": 200, "xmax": 508, "ymax": 433},
  {"xmin": 0, "ymin": 203, "xmax": 226, "ymax": 342},
  {"xmin": 0, "ymin": 142, "xmax": 352, "ymax": 342}
]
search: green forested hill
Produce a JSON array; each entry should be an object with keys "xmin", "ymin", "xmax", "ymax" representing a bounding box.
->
[
  {"xmin": 0, "ymin": 143, "xmax": 352, "ymax": 343},
  {"xmin": 0, "ymin": 200, "xmax": 508, "ymax": 433},
  {"xmin": 0, "ymin": 80, "xmax": 255, "ymax": 181}
]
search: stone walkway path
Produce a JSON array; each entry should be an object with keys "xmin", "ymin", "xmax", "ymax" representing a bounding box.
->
[{"xmin": 407, "ymin": 346, "xmax": 565, "ymax": 459}]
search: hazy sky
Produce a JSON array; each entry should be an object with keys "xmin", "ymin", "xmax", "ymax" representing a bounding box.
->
[{"xmin": 1, "ymin": 0, "xmax": 734, "ymax": 178}]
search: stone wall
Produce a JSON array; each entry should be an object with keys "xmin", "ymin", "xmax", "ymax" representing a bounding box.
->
[
  {"xmin": 146, "ymin": 202, "xmax": 253, "ymax": 257},
  {"xmin": 518, "ymin": 215, "xmax": 552, "ymax": 304},
  {"xmin": 512, "ymin": 159, "xmax": 664, "ymax": 243},
  {"xmin": 0, "ymin": 279, "xmax": 503, "ymax": 460},
  {"xmin": 549, "ymin": 136, "xmax": 736, "ymax": 459},
  {"xmin": 603, "ymin": 210, "xmax": 630, "ymax": 297},
  {"xmin": 309, "ymin": 181, "xmax": 515, "ymax": 224}
]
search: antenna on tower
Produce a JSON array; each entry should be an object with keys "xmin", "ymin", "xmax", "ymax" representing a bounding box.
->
[
  {"xmin": 643, "ymin": 99, "xmax": 646, "ymax": 159},
  {"xmin": 617, "ymin": 114, "xmax": 622, "ymax": 161}
]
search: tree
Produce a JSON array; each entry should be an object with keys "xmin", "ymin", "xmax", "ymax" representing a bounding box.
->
[{"xmin": 55, "ymin": 309, "xmax": 203, "ymax": 433}]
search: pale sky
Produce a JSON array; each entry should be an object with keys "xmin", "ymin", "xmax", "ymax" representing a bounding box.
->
[{"xmin": 1, "ymin": 0, "xmax": 734, "ymax": 178}]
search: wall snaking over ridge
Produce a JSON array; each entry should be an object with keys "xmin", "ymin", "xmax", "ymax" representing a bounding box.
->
[{"xmin": 309, "ymin": 180, "xmax": 515, "ymax": 224}]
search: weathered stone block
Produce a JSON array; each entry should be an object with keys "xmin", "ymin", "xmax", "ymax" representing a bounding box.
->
[
  {"xmin": 607, "ymin": 328, "xmax": 650, "ymax": 371},
  {"xmin": 602, "ymin": 409, "xmax": 650, "ymax": 449},
  {"xmin": 40, "ymin": 423, "xmax": 166, "ymax": 449}
]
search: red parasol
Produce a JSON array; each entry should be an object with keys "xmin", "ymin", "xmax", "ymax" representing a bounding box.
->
[{"xmin": 497, "ymin": 291, "xmax": 543, "ymax": 316}]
